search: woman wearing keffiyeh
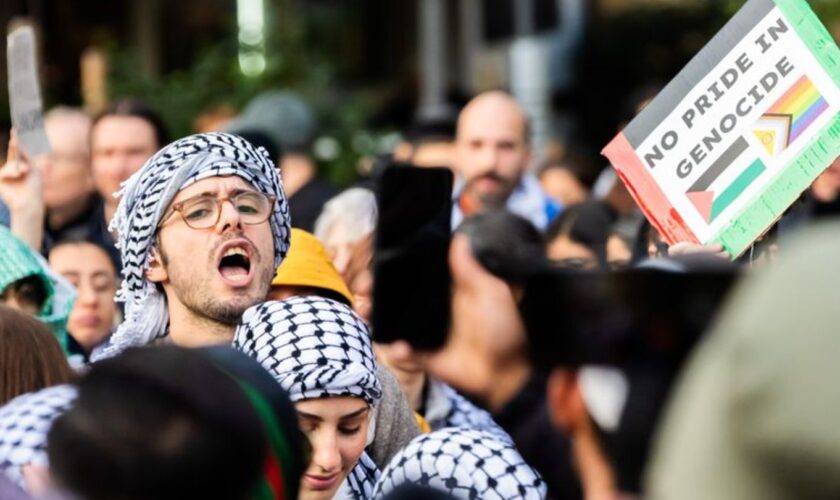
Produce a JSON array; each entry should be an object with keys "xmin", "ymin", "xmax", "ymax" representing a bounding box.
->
[{"xmin": 234, "ymin": 296, "xmax": 382, "ymax": 500}]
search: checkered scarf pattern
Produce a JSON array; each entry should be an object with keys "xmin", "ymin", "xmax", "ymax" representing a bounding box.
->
[
  {"xmin": 426, "ymin": 380, "xmax": 512, "ymax": 444},
  {"xmin": 233, "ymin": 296, "xmax": 382, "ymax": 406},
  {"xmin": 372, "ymin": 427, "xmax": 546, "ymax": 499},
  {"xmin": 339, "ymin": 451, "xmax": 380, "ymax": 499},
  {"xmin": 0, "ymin": 385, "xmax": 78, "ymax": 488},
  {"xmin": 97, "ymin": 132, "xmax": 290, "ymax": 360}
]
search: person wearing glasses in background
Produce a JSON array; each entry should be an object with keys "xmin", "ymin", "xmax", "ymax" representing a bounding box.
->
[{"xmin": 94, "ymin": 132, "xmax": 291, "ymax": 358}]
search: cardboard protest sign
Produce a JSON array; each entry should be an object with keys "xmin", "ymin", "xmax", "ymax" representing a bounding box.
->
[
  {"xmin": 7, "ymin": 25, "xmax": 51, "ymax": 156},
  {"xmin": 602, "ymin": 0, "xmax": 840, "ymax": 257}
]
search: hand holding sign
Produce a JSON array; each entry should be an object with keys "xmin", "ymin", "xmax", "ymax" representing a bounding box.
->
[
  {"xmin": 603, "ymin": 0, "xmax": 840, "ymax": 257},
  {"xmin": 0, "ymin": 130, "xmax": 42, "ymax": 212},
  {"xmin": 7, "ymin": 25, "xmax": 50, "ymax": 157},
  {"xmin": 0, "ymin": 129, "xmax": 45, "ymax": 250}
]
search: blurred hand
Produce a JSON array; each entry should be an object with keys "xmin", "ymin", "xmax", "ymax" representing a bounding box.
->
[
  {"xmin": 811, "ymin": 155, "xmax": 840, "ymax": 203},
  {"xmin": 668, "ymin": 241, "xmax": 729, "ymax": 259},
  {"xmin": 0, "ymin": 130, "xmax": 44, "ymax": 213},
  {"xmin": 1, "ymin": 130, "xmax": 45, "ymax": 249}
]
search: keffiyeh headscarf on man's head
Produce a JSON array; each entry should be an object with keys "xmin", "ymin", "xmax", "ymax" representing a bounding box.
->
[
  {"xmin": 234, "ymin": 296, "xmax": 381, "ymax": 405},
  {"xmin": 373, "ymin": 427, "xmax": 546, "ymax": 500},
  {"xmin": 100, "ymin": 132, "xmax": 290, "ymax": 360},
  {"xmin": 0, "ymin": 385, "xmax": 77, "ymax": 488}
]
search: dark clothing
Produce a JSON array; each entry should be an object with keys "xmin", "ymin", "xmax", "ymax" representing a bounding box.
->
[
  {"xmin": 493, "ymin": 373, "xmax": 583, "ymax": 500},
  {"xmin": 288, "ymin": 178, "xmax": 337, "ymax": 232},
  {"xmin": 41, "ymin": 195, "xmax": 121, "ymax": 270}
]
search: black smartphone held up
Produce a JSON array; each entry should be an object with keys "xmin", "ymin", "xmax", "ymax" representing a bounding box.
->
[{"xmin": 371, "ymin": 164, "xmax": 454, "ymax": 351}]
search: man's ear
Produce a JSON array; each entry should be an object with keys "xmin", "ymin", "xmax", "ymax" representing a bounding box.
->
[
  {"xmin": 146, "ymin": 246, "xmax": 169, "ymax": 283},
  {"xmin": 546, "ymin": 368, "xmax": 586, "ymax": 434}
]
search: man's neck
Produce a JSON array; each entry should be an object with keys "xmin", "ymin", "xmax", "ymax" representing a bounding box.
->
[
  {"xmin": 485, "ymin": 360, "xmax": 532, "ymax": 413},
  {"xmin": 167, "ymin": 308, "xmax": 236, "ymax": 347},
  {"xmin": 395, "ymin": 370, "xmax": 427, "ymax": 411},
  {"xmin": 47, "ymin": 195, "xmax": 93, "ymax": 231},
  {"xmin": 280, "ymin": 154, "xmax": 315, "ymax": 197},
  {"xmin": 572, "ymin": 421, "xmax": 617, "ymax": 500}
]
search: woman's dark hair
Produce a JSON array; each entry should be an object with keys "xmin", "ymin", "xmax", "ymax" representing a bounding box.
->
[
  {"xmin": 0, "ymin": 305, "xmax": 76, "ymax": 405},
  {"xmin": 49, "ymin": 237, "xmax": 120, "ymax": 277},
  {"xmin": 48, "ymin": 346, "xmax": 268, "ymax": 500},
  {"xmin": 0, "ymin": 275, "xmax": 49, "ymax": 313},
  {"xmin": 455, "ymin": 210, "xmax": 547, "ymax": 285},
  {"xmin": 92, "ymin": 99, "xmax": 170, "ymax": 148},
  {"xmin": 545, "ymin": 201, "xmax": 616, "ymax": 269}
]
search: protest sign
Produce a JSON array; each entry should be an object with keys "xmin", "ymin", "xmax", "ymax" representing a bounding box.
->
[
  {"xmin": 7, "ymin": 24, "xmax": 51, "ymax": 156},
  {"xmin": 602, "ymin": 0, "xmax": 840, "ymax": 257}
]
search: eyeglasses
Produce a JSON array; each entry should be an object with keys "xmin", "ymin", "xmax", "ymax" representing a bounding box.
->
[{"xmin": 159, "ymin": 191, "xmax": 276, "ymax": 230}]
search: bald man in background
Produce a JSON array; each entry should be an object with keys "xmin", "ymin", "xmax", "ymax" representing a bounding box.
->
[{"xmin": 451, "ymin": 91, "xmax": 559, "ymax": 230}]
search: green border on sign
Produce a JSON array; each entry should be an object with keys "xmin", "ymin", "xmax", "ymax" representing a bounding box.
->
[
  {"xmin": 711, "ymin": 115, "xmax": 840, "ymax": 256},
  {"xmin": 710, "ymin": 0, "xmax": 840, "ymax": 256},
  {"xmin": 774, "ymin": 0, "xmax": 840, "ymax": 87}
]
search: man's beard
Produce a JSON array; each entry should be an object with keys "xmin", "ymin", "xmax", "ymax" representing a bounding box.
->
[
  {"xmin": 158, "ymin": 240, "xmax": 274, "ymax": 327},
  {"xmin": 182, "ymin": 264, "xmax": 274, "ymax": 326},
  {"xmin": 465, "ymin": 173, "xmax": 514, "ymax": 208}
]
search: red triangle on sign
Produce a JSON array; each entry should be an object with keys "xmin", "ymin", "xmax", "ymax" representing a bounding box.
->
[{"xmin": 687, "ymin": 190, "xmax": 714, "ymax": 223}]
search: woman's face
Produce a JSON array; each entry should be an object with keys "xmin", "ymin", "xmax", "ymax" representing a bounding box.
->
[
  {"xmin": 48, "ymin": 243, "xmax": 118, "ymax": 352},
  {"xmin": 295, "ymin": 396, "xmax": 371, "ymax": 500}
]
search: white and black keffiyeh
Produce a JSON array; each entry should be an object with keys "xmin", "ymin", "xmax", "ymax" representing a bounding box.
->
[
  {"xmin": 425, "ymin": 380, "xmax": 512, "ymax": 444},
  {"xmin": 98, "ymin": 132, "xmax": 290, "ymax": 360},
  {"xmin": 336, "ymin": 451, "xmax": 380, "ymax": 499},
  {"xmin": 234, "ymin": 296, "xmax": 381, "ymax": 405},
  {"xmin": 372, "ymin": 427, "xmax": 546, "ymax": 500},
  {"xmin": 0, "ymin": 385, "xmax": 77, "ymax": 488},
  {"xmin": 235, "ymin": 296, "xmax": 383, "ymax": 498}
]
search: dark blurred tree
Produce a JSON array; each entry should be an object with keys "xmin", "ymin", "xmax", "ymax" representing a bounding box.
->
[
  {"xmin": 566, "ymin": 0, "xmax": 839, "ymax": 156},
  {"xmin": 106, "ymin": 0, "xmax": 382, "ymax": 186}
]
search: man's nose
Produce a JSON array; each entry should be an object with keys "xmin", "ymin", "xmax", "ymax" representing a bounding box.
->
[
  {"xmin": 475, "ymin": 146, "xmax": 500, "ymax": 174},
  {"xmin": 216, "ymin": 199, "xmax": 243, "ymax": 233}
]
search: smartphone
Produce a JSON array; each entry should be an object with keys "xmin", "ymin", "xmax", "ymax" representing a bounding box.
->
[{"xmin": 371, "ymin": 164, "xmax": 454, "ymax": 350}]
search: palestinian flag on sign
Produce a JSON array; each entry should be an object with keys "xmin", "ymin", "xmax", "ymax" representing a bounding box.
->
[{"xmin": 602, "ymin": 0, "xmax": 840, "ymax": 257}]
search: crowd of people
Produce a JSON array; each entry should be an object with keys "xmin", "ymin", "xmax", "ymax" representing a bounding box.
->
[{"xmin": 0, "ymin": 86, "xmax": 839, "ymax": 500}]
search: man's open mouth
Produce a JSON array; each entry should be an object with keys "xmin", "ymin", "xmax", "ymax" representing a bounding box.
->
[{"xmin": 218, "ymin": 246, "xmax": 252, "ymax": 282}]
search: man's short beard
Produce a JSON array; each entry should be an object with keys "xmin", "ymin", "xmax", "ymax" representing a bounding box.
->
[
  {"xmin": 157, "ymin": 237, "xmax": 274, "ymax": 327},
  {"xmin": 183, "ymin": 263, "xmax": 274, "ymax": 326},
  {"xmin": 466, "ymin": 177, "xmax": 514, "ymax": 209},
  {"xmin": 187, "ymin": 298, "xmax": 246, "ymax": 326}
]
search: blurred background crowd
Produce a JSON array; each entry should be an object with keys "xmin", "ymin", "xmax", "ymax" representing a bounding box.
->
[{"xmin": 1, "ymin": 1, "xmax": 840, "ymax": 499}]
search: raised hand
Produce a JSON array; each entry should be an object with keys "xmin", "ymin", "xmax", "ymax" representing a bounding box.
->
[{"xmin": 0, "ymin": 130, "xmax": 45, "ymax": 249}]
